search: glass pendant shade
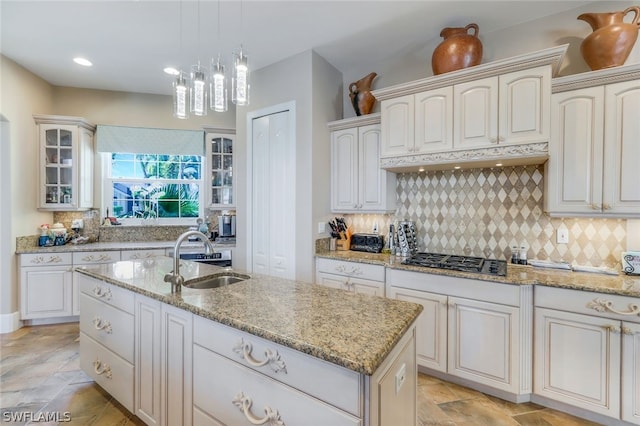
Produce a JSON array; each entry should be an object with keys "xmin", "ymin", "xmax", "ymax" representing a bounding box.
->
[
  {"xmin": 232, "ymin": 47, "xmax": 250, "ymax": 106},
  {"xmin": 190, "ymin": 63, "xmax": 208, "ymax": 116},
  {"xmin": 210, "ymin": 57, "xmax": 228, "ymax": 112},
  {"xmin": 173, "ymin": 72, "xmax": 189, "ymax": 119}
]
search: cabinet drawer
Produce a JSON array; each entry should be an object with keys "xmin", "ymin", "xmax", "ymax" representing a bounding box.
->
[
  {"xmin": 121, "ymin": 249, "xmax": 166, "ymax": 261},
  {"xmin": 80, "ymin": 332, "xmax": 134, "ymax": 412},
  {"xmin": 73, "ymin": 250, "xmax": 121, "ymax": 265},
  {"xmin": 536, "ymin": 286, "xmax": 640, "ymax": 323},
  {"xmin": 77, "ymin": 274, "xmax": 135, "ymax": 314},
  {"xmin": 193, "ymin": 345, "xmax": 361, "ymax": 426},
  {"xmin": 193, "ymin": 316, "xmax": 362, "ymax": 417},
  {"xmin": 79, "ymin": 293, "xmax": 134, "ymax": 362},
  {"xmin": 316, "ymin": 258, "xmax": 384, "ymax": 282},
  {"xmin": 20, "ymin": 252, "xmax": 72, "ymax": 267}
]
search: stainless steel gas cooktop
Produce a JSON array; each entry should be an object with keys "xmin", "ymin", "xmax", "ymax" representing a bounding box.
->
[{"xmin": 402, "ymin": 252, "xmax": 507, "ymax": 276}]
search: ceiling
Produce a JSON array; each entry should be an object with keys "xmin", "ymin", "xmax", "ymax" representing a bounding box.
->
[{"xmin": 1, "ymin": 1, "xmax": 594, "ymax": 97}]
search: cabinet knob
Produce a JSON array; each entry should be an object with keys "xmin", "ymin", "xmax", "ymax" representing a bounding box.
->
[
  {"xmin": 605, "ymin": 325, "xmax": 621, "ymax": 334},
  {"xmin": 602, "ymin": 203, "xmax": 611, "ymax": 210},
  {"xmin": 622, "ymin": 326, "xmax": 636, "ymax": 336},
  {"xmin": 498, "ymin": 136, "xmax": 505, "ymax": 142},
  {"xmin": 490, "ymin": 137, "xmax": 497, "ymax": 143},
  {"xmin": 232, "ymin": 392, "xmax": 284, "ymax": 426}
]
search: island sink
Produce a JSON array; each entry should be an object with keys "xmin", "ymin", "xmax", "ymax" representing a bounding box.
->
[{"xmin": 184, "ymin": 273, "xmax": 251, "ymax": 289}]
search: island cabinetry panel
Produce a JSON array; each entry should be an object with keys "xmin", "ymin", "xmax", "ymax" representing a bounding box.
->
[
  {"xmin": 315, "ymin": 258, "xmax": 385, "ymax": 296},
  {"xmin": 386, "ymin": 268, "xmax": 532, "ymax": 401},
  {"xmin": 546, "ymin": 76, "xmax": 640, "ymax": 217},
  {"xmin": 534, "ymin": 286, "xmax": 640, "ymax": 424},
  {"xmin": 73, "ymin": 250, "xmax": 122, "ymax": 315},
  {"xmin": 19, "ymin": 253, "xmax": 73, "ymax": 319},
  {"xmin": 193, "ymin": 315, "xmax": 362, "ymax": 417},
  {"xmin": 79, "ymin": 278, "xmax": 134, "ymax": 412},
  {"xmin": 135, "ymin": 294, "xmax": 161, "ymax": 426}
]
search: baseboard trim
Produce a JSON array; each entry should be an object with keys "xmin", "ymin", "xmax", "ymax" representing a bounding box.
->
[
  {"xmin": 0, "ymin": 311, "xmax": 22, "ymax": 334},
  {"xmin": 21, "ymin": 316, "xmax": 79, "ymax": 327}
]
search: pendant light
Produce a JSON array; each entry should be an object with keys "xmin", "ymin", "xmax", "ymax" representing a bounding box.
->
[
  {"xmin": 189, "ymin": 1, "xmax": 207, "ymax": 116},
  {"xmin": 173, "ymin": 71, "xmax": 189, "ymax": 119},
  {"xmin": 209, "ymin": 1, "xmax": 227, "ymax": 112},
  {"xmin": 232, "ymin": 1, "xmax": 250, "ymax": 106}
]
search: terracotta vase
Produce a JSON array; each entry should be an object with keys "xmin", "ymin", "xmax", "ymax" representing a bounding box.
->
[
  {"xmin": 349, "ymin": 72, "xmax": 377, "ymax": 116},
  {"xmin": 578, "ymin": 6, "xmax": 640, "ymax": 71},
  {"xmin": 432, "ymin": 23, "xmax": 483, "ymax": 75}
]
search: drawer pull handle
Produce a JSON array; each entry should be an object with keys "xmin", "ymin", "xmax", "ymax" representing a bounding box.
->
[
  {"xmin": 30, "ymin": 255, "xmax": 64, "ymax": 264},
  {"xmin": 233, "ymin": 339, "xmax": 287, "ymax": 374},
  {"xmin": 83, "ymin": 254, "xmax": 113, "ymax": 262},
  {"xmin": 334, "ymin": 265, "xmax": 362, "ymax": 276},
  {"xmin": 232, "ymin": 392, "xmax": 284, "ymax": 426},
  {"xmin": 129, "ymin": 252, "xmax": 155, "ymax": 259},
  {"xmin": 93, "ymin": 359, "xmax": 112, "ymax": 379},
  {"xmin": 93, "ymin": 286, "xmax": 112, "ymax": 300},
  {"xmin": 92, "ymin": 316, "xmax": 112, "ymax": 334},
  {"xmin": 587, "ymin": 298, "xmax": 640, "ymax": 316}
]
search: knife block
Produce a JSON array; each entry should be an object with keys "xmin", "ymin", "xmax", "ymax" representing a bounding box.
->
[{"xmin": 336, "ymin": 236, "xmax": 351, "ymax": 251}]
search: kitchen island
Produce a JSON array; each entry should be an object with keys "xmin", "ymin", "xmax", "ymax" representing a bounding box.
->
[{"xmin": 75, "ymin": 256, "xmax": 422, "ymax": 426}]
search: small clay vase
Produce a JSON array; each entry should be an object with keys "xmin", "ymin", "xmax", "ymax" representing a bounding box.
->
[
  {"xmin": 432, "ymin": 23, "xmax": 483, "ymax": 75},
  {"xmin": 349, "ymin": 72, "xmax": 377, "ymax": 116},
  {"xmin": 578, "ymin": 6, "xmax": 640, "ymax": 71}
]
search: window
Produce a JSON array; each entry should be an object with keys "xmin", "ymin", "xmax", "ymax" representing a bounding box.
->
[{"xmin": 104, "ymin": 153, "xmax": 203, "ymax": 225}]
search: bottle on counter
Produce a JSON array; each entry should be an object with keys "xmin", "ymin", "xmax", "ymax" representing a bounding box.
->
[
  {"xmin": 511, "ymin": 246, "xmax": 519, "ymax": 264},
  {"xmin": 519, "ymin": 246, "xmax": 528, "ymax": 265}
]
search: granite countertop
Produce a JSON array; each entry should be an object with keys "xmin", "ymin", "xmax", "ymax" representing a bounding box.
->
[
  {"xmin": 75, "ymin": 257, "xmax": 423, "ymax": 376},
  {"xmin": 15, "ymin": 240, "xmax": 236, "ymax": 254},
  {"xmin": 316, "ymin": 250, "xmax": 640, "ymax": 298}
]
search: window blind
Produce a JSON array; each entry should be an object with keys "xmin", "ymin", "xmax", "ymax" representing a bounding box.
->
[{"xmin": 96, "ymin": 125, "xmax": 205, "ymax": 156}]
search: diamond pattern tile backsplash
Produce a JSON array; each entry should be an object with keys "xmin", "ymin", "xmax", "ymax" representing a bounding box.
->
[{"xmin": 344, "ymin": 165, "xmax": 627, "ymax": 268}]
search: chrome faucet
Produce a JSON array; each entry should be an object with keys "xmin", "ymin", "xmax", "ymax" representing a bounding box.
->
[{"xmin": 165, "ymin": 230, "xmax": 214, "ymax": 293}]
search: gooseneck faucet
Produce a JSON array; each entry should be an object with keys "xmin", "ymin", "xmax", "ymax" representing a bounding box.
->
[{"xmin": 165, "ymin": 230, "xmax": 215, "ymax": 293}]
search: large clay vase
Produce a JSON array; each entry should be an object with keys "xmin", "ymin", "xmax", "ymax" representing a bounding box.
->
[
  {"xmin": 578, "ymin": 6, "xmax": 640, "ymax": 71},
  {"xmin": 349, "ymin": 72, "xmax": 377, "ymax": 116},
  {"xmin": 432, "ymin": 23, "xmax": 483, "ymax": 75}
]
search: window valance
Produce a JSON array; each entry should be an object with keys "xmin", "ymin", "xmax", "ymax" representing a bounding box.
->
[{"xmin": 96, "ymin": 125, "xmax": 205, "ymax": 156}]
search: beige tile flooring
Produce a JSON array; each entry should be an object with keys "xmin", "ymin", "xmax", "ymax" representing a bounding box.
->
[{"xmin": 1, "ymin": 323, "xmax": 599, "ymax": 426}]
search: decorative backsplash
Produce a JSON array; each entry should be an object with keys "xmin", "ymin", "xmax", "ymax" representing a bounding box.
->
[{"xmin": 345, "ymin": 165, "xmax": 627, "ymax": 268}]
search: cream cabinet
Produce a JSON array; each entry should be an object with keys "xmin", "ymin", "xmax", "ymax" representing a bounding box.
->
[
  {"xmin": 546, "ymin": 78, "xmax": 640, "ymax": 217},
  {"xmin": 386, "ymin": 268, "xmax": 532, "ymax": 402},
  {"xmin": 34, "ymin": 114, "xmax": 95, "ymax": 211},
  {"xmin": 315, "ymin": 257, "xmax": 385, "ymax": 296},
  {"xmin": 204, "ymin": 130, "xmax": 235, "ymax": 208},
  {"xmin": 330, "ymin": 115, "xmax": 396, "ymax": 213},
  {"xmin": 19, "ymin": 253, "xmax": 73, "ymax": 320},
  {"xmin": 72, "ymin": 250, "xmax": 121, "ymax": 316},
  {"xmin": 533, "ymin": 286, "xmax": 640, "ymax": 424}
]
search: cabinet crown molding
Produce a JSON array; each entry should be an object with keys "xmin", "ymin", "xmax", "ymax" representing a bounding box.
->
[
  {"xmin": 328, "ymin": 113, "xmax": 380, "ymax": 131},
  {"xmin": 373, "ymin": 45, "xmax": 568, "ymax": 101},
  {"xmin": 552, "ymin": 63, "xmax": 640, "ymax": 93},
  {"xmin": 33, "ymin": 114, "xmax": 96, "ymax": 131}
]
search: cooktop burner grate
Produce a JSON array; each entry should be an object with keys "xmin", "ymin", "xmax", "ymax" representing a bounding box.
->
[{"xmin": 402, "ymin": 252, "xmax": 507, "ymax": 276}]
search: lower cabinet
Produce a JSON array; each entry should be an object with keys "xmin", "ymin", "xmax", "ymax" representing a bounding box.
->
[
  {"xmin": 534, "ymin": 286, "xmax": 640, "ymax": 425},
  {"xmin": 315, "ymin": 257, "xmax": 385, "ymax": 296},
  {"xmin": 19, "ymin": 253, "xmax": 73, "ymax": 319},
  {"xmin": 386, "ymin": 268, "xmax": 532, "ymax": 402}
]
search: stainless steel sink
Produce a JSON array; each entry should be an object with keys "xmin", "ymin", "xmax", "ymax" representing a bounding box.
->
[{"xmin": 183, "ymin": 273, "xmax": 250, "ymax": 290}]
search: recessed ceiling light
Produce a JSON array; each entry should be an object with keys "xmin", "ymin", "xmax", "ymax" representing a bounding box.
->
[
  {"xmin": 454, "ymin": 166, "xmax": 461, "ymax": 170},
  {"xmin": 495, "ymin": 163, "xmax": 503, "ymax": 167},
  {"xmin": 418, "ymin": 167, "xmax": 425, "ymax": 172},
  {"xmin": 73, "ymin": 57, "xmax": 92, "ymax": 67},
  {"xmin": 164, "ymin": 67, "xmax": 180, "ymax": 76}
]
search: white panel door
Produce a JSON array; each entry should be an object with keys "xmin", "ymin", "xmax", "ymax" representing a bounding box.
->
[
  {"xmin": 415, "ymin": 87, "xmax": 453, "ymax": 153},
  {"xmin": 330, "ymin": 128, "xmax": 358, "ymax": 212},
  {"xmin": 545, "ymin": 87, "xmax": 604, "ymax": 215},
  {"xmin": 358, "ymin": 124, "xmax": 384, "ymax": 210},
  {"xmin": 603, "ymin": 80, "xmax": 640, "ymax": 215},
  {"xmin": 388, "ymin": 287, "xmax": 447, "ymax": 373},
  {"xmin": 454, "ymin": 77, "xmax": 498, "ymax": 149},
  {"xmin": 21, "ymin": 267, "xmax": 72, "ymax": 319},
  {"xmin": 534, "ymin": 307, "xmax": 621, "ymax": 419},
  {"xmin": 623, "ymin": 321, "xmax": 640, "ymax": 425},
  {"xmin": 448, "ymin": 297, "xmax": 519, "ymax": 393},
  {"xmin": 380, "ymin": 95, "xmax": 414, "ymax": 157},
  {"xmin": 251, "ymin": 115, "xmax": 271, "ymax": 276}
]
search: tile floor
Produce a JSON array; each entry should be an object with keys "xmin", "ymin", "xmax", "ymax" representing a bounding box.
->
[{"xmin": 1, "ymin": 323, "xmax": 600, "ymax": 426}]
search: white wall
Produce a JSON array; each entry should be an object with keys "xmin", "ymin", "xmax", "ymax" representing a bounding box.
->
[{"xmin": 341, "ymin": 1, "xmax": 640, "ymax": 118}]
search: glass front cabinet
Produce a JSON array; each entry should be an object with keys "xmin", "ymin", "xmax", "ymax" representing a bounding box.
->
[
  {"xmin": 205, "ymin": 131, "xmax": 235, "ymax": 208},
  {"xmin": 35, "ymin": 114, "xmax": 95, "ymax": 211}
]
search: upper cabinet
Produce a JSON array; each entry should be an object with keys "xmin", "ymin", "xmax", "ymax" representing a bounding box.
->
[
  {"xmin": 34, "ymin": 114, "xmax": 95, "ymax": 211},
  {"xmin": 545, "ymin": 64, "xmax": 640, "ymax": 218},
  {"xmin": 329, "ymin": 114, "xmax": 396, "ymax": 213},
  {"xmin": 375, "ymin": 45, "xmax": 567, "ymax": 172},
  {"xmin": 204, "ymin": 130, "xmax": 235, "ymax": 209}
]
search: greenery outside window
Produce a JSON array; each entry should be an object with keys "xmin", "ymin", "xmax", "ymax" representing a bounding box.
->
[{"xmin": 105, "ymin": 153, "xmax": 203, "ymax": 225}]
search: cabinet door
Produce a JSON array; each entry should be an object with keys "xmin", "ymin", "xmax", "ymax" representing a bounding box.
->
[
  {"xmin": 39, "ymin": 124, "xmax": 77, "ymax": 209},
  {"xmin": 135, "ymin": 295, "xmax": 162, "ymax": 426},
  {"xmin": 349, "ymin": 277, "xmax": 384, "ymax": 297},
  {"xmin": 622, "ymin": 321, "xmax": 640, "ymax": 425},
  {"xmin": 20, "ymin": 266, "xmax": 72, "ymax": 319},
  {"xmin": 206, "ymin": 133, "xmax": 235, "ymax": 208},
  {"xmin": 453, "ymin": 77, "xmax": 498, "ymax": 149},
  {"xmin": 534, "ymin": 307, "xmax": 621, "ymax": 419},
  {"xmin": 315, "ymin": 271, "xmax": 347, "ymax": 291},
  {"xmin": 358, "ymin": 124, "xmax": 386, "ymax": 211},
  {"xmin": 331, "ymin": 128, "xmax": 359, "ymax": 212},
  {"xmin": 161, "ymin": 304, "xmax": 193, "ymax": 426},
  {"xmin": 498, "ymin": 66, "xmax": 550, "ymax": 145},
  {"xmin": 448, "ymin": 297, "xmax": 519, "ymax": 392},
  {"xmin": 415, "ymin": 87, "xmax": 453, "ymax": 153},
  {"xmin": 545, "ymin": 86, "xmax": 604, "ymax": 215},
  {"xmin": 388, "ymin": 287, "xmax": 447, "ymax": 372},
  {"xmin": 77, "ymin": 127, "xmax": 94, "ymax": 209},
  {"xmin": 603, "ymin": 80, "xmax": 640, "ymax": 215},
  {"xmin": 380, "ymin": 95, "xmax": 414, "ymax": 157}
]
